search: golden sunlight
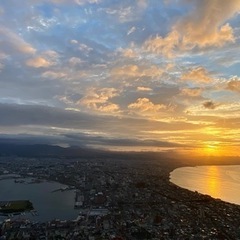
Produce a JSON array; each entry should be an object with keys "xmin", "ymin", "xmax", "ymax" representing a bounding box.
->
[
  {"xmin": 204, "ymin": 144, "xmax": 219, "ymax": 156},
  {"xmin": 190, "ymin": 144, "xmax": 239, "ymax": 158},
  {"xmin": 205, "ymin": 166, "xmax": 221, "ymax": 198}
]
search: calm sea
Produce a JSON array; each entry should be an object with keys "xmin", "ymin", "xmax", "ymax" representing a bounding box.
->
[
  {"xmin": 170, "ymin": 165, "xmax": 240, "ymax": 205},
  {"xmin": 0, "ymin": 177, "xmax": 79, "ymax": 222}
]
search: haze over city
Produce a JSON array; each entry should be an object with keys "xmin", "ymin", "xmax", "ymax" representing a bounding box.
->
[{"xmin": 0, "ymin": 0, "xmax": 240, "ymax": 157}]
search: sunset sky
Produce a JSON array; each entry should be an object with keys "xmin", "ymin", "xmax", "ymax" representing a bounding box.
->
[{"xmin": 0, "ymin": 0, "xmax": 240, "ymax": 156}]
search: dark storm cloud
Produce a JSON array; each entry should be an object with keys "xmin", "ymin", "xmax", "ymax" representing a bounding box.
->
[
  {"xmin": 0, "ymin": 103, "xmax": 103, "ymax": 127},
  {"xmin": 63, "ymin": 133, "xmax": 182, "ymax": 148},
  {"xmin": 0, "ymin": 102, "xmax": 186, "ymax": 148},
  {"xmin": 0, "ymin": 132, "xmax": 181, "ymax": 149},
  {"xmin": 0, "ymin": 103, "xmax": 204, "ymax": 132}
]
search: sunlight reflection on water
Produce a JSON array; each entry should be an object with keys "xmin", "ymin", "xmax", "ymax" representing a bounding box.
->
[{"xmin": 170, "ymin": 165, "xmax": 240, "ymax": 205}]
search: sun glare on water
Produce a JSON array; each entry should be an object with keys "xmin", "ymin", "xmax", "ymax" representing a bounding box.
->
[{"xmin": 206, "ymin": 166, "xmax": 221, "ymax": 198}]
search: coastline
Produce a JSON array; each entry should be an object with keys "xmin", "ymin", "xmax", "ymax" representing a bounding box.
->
[{"xmin": 169, "ymin": 164, "xmax": 240, "ymax": 206}]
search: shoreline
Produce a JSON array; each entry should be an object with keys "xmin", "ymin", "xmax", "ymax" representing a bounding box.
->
[{"xmin": 169, "ymin": 164, "xmax": 240, "ymax": 206}]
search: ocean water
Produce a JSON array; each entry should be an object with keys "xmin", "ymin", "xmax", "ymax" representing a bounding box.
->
[
  {"xmin": 170, "ymin": 165, "xmax": 240, "ymax": 205},
  {"xmin": 0, "ymin": 177, "xmax": 79, "ymax": 222}
]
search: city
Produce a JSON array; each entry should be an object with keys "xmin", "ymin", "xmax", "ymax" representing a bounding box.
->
[{"xmin": 1, "ymin": 156, "xmax": 240, "ymax": 239}]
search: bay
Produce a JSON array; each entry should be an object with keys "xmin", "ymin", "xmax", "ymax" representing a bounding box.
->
[
  {"xmin": 0, "ymin": 177, "xmax": 79, "ymax": 222},
  {"xmin": 170, "ymin": 165, "xmax": 240, "ymax": 205}
]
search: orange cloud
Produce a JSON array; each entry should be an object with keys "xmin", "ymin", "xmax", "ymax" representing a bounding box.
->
[
  {"xmin": 144, "ymin": 0, "xmax": 239, "ymax": 57},
  {"xmin": 180, "ymin": 88, "xmax": 203, "ymax": 97},
  {"xmin": 175, "ymin": 0, "xmax": 239, "ymax": 48},
  {"xmin": 97, "ymin": 103, "xmax": 120, "ymax": 113},
  {"xmin": 78, "ymin": 88, "xmax": 120, "ymax": 113},
  {"xmin": 137, "ymin": 86, "xmax": 152, "ymax": 92},
  {"xmin": 128, "ymin": 98, "xmax": 166, "ymax": 115},
  {"xmin": 186, "ymin": 102, "xmax": 240, "ymax": 118},
  {"xmin": 120, "ymin": 48, "xmax": 138, "ymax": 58},
  {"xmin": 181, "ymin": 67, "xmax": 213, "ymax": 83},
  {"xmin": 144, "ymin": 31, "xmax": 179, "ymax": 57},
  {"xmin": 26, "ymin": 57, "xmax": 52, "ymax": 68},
  {"xmin": 226, "ymin": 78, "xmax": 240, "ymax": 92},
  {"xmin": 111, "ymin": 64, "xmax": 164, "ymax": 79}
]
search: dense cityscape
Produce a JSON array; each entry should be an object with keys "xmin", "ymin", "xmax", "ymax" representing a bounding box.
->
[{"xmin": 1, "ymin": 156, "xmax": 240, "ymax": 240}]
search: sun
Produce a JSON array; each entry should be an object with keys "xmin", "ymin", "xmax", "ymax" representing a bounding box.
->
[
  {"xmin": 205, "ymin": 144, "xmax": 219, "ymax": 156},
  {"xmin": 201, "ymin": 142, "xmax": 232, "ymax": 157}
]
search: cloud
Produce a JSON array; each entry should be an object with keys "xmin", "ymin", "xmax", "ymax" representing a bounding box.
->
[
  {"xmin": 69, "ymin": 57, "xmax": 84, "ymax": 66},
  {"xmin": 202, "ymin": 100, "xmax": 219, "ymax": 110},
  {"xmin": 43, "ymin": 50, "xmax": 59, "ymax": 59},
  {"xmin": 118, "ymin": 47, "xmax": 138, "ymax": 58},
  {"xmin": 42, "ymin": 71, "xmax": 67, "ymax": 79},
  {"xmin": 32, "ymin": 0, "xmax": 100, "ymax": 5},
  {"xmin": 144, "ymin": 31, "xmax": 179, "ymax": 58},
  {"xmin": 180, "ymin": 88, "xmax": 202, "ymax": 97},
  {"xmin": 64, "ymin": 133, "xmax": 181, "ymax": 148},
  {"xmin": 74, "ymin": 0, "xmax": 100, "ymax": 4},
  {"xmin": 0, "ymin": 102, "xmax": 199, "ymax": 135},
  {"xmin": 70, "ymin": 40, "xmax": 93, "ymax": 54},
  {"xmin": 127, "ymin": 26, "xmax": 136, "ymax": 36},
  {"xmin": 0, "ymin": 26, "xmax": 36, "ymax": 54},
  {"xmin": 97, "ymin": 103, "xmax": 120, "ymax": 113},
  {"xmin": 179, "ymin": 23, "xmax": 234, "ymax": 49},
  {"xmin": 144, "ymin": 0, "xmax": 239, "ymax": 58},
  {"xmin": 78, "ymin": 88, "xmax": 120, "ymax": 113},
  {"xmin": 27, "ymin": 50, "xmax": 59, "ymax": 68},
  {"xmin": 175, "ymin": 0, "xmax": 239, "ymax": 49},
  {"xmin": 0, "ymin": 102, "xmax": 211, "ymax": 151},
  {"xmin": 70, "ymin": 40, "xmax": 78, "ymax": 44},
  {"xmin": 111, "ymin": 64, "xmax": 164, "ymax": 79},
  {"xmin": 26, "ymin": 57, "xmax": 52, "ymax": 68},
  {"xmin": 78, "ymin": 43, "xmax": 93, "ymax": 53},
  {"xmin": 186, "ymin": 102, "xmax": 240, "ymax": 119},
  {"xmin": 128, "ymin": 98, "xmax": 166, "ymax": 115},
  {"xmin": 137, "ymin": 86, "xmax": 152, "ymax": 92},
  {"xmin": 0, "ymin": 0, "xmax": 240, "ymax": 154},
  {"xmin": 105, "ymin": 6, "xmax": 135, "ymax": 23},
  {"xmin": 0, "ymin": 132, "xmax": 181, "ymax": 149},
  {"xmin": 181, "ymin": 67, "xmax": 213, "ymax": 83},
  {"xmin": 226, "ymin": 78, "xmax": 240, "ymax": 92},
  {"xmin": 0, "ymin": 103, "xmax": 121, "ymax": 131}
]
